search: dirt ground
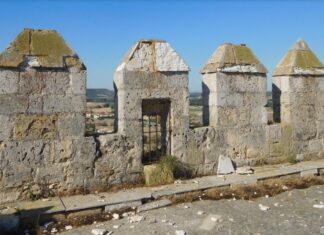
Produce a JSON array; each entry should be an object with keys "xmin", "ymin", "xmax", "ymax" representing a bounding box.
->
[{"xmin": 59, "ymin": 184, "xmax": 324, "ymax": 235}]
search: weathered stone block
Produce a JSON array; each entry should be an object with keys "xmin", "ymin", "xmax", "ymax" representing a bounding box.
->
[
  {"xmin": 19, "ymin": 70, "xmax": 44, "ymax": 95},
  {"xmin": 35, "ymin": 165, "xmax": 65, "ymax": 183},
  {"xmin": 43, "ymin": 95, "xmax": 85, "ymax": 113},
  {"xmin": 43, "ymin": 71, "xmax": 71, "ymax": 95},
  {"xmin": 0, "ymin": 115, "xmax": 12, "ymax": 141},
  {"xmin": 14, "ymin": 114, "xmax": 58, "ymax": 140},
  {"xmin": 0, "ymin": 95, "xmax": 27, "ymax": 114},
  {"xmin": 27, "ymin": 95, "xmax": 43, "ymax": 114},
  {"xmin": 308, "ymin": 139, "xmax": 323, "ymax": 153},
  {"xmin": 43, "ymin": 95, "xmax": 70, "ymax": 113},
  {"xmin": 289, "ymin": 76, "xmax": 316, "ymax": 92},
  {"xmin": 280, "ymin": 76, "xmax": 290, "ymax": 92},
  {"xmin": 57, "ymin": 113, "xmax": 85, "ymax": 138},
  {"xmin": 266, "ymin": 124, "xmax": 281, "ymax": 144},
  {"xmin": 52, "ymin": 139, "xmax": 76, "ymax": 163},
  {"xmin": 0, "ymin": 70, "xmax": 19, "ymax": 94},
  {"xmin": 2, "ymin": 164, "xmax": 33, "ymax": 188},
  {"xmin": 70, "ymin": 71, "xmax": 86, "ymax": 94},
  {"xmin": 1, "ymin": 140, "xmax": 51, "ymax": 166}
]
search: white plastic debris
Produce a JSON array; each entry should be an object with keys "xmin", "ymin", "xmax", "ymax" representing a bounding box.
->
[
  {"xmin": 184, "ymin": 205, "xmax": 189, "ymax": 209},
  {"xmin": 113, "ymin": 225, "xmax": 120, "ymax": 229},
  {"xmin": 51, "ymin": 227, "xmax": 58, "ymax": 233},
  {"xmin": 65, "ymin": 225, "xmax": 73, "ymax": 230},
  {"xmin": 259, "ymin": 204, "xmax": 270, "ymax": 211},
  {"xmin": 91, "ymin": 229, "xmax": 107, "ymax": 235},
  {"xmin": 197, "ymin": 211, "xmax": 205, "ymax": 215},
  {"xmin": 313, "ymin": 204, "xmax": 324, "ymax": 209}
]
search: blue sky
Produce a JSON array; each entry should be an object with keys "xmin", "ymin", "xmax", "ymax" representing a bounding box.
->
[{"xmin": 0, "ymin": 0, "xmax": 323, "ymax": 91}]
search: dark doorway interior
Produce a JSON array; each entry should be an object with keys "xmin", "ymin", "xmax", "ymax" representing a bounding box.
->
[{"xmin": 142, "ymin": 99, "xmax": 171, "ymax": 164}]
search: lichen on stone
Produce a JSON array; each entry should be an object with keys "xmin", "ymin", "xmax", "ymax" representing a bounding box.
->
[
  {"xmin": 0, "ymin": 28, "xmax": 84, "ymax": 69},
  {"xmin": 273, "ymin": 39, "xmax": 324, "ymax": 76},
  {"xmin": 201, "ymin": 43, "xmax": 267, "ymax": 74}
]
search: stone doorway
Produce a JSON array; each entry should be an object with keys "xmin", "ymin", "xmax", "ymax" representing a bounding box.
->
[{"xmin": 142, "ymin": 99, "xmax": 171, "ymax": 164}]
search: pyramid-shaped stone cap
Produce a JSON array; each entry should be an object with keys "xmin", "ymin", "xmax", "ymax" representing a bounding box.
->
[
  {"xmin": 201, "ymin": 43, "xmax": 267, "ymax": 74},
  {"xmin": 0, "ymin": 28, "xmax": 84, "ymax": 69},
  {"xmin": 116, "ymin": 40, "xmax": 189, "ymax": 72},
  {"xmin": 273, "ymin": 39, "xmax": 324, "ymax": 76}
]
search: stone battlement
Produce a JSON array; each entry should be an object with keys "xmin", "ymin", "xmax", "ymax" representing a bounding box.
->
[{"xmin": 1, "ymin": 29, "xmax": 324, "ymax": 203}]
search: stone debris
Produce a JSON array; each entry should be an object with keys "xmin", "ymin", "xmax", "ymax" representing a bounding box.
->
[
  {"xmin": 175, "ymin": 230, "xmax": 186, "ymax": 235},
  {"xmin": 174, "ymin": 180, "xmax": 183, "ymax": 184},
  {"xmin": 65, "ymin": 225, "xmax": 73, "ymax": 230},
  {"xmin": 122, "ymin": 211, "xmax": 135, "ymax": 217},
  {"xmin": 320, "ymin": 226, "xmax": 324, "ymax": 234},
  {"xmin": 282, "ymin": 185, "xmax": 289, "ymax": 190},
  {"xmin": 197, "ymin": 211, "xmax": 205, "ymax": 215},
  {"xmin": 259, "ymin": 204, "xmax": 270, "ymax": 211},
  {"xmin": 113, "ymin": 225, "xmax": 120, "ymax": 229},
  {"xmin": 313, "ymin": 204, "xmax": 324, "ymax": 209},
  {"xmin": 184, "ymin": 205, "xmax": 190, "ymax": 209},
  {"xmin": 236, "ymin": 166, "xmax": 254, "ymax": 175},
  {"xmin": 51, "ymin": 227, "xmax": 58, "ymax": 233},
  {"xmin": 91, "ymin": 229, "xmax": 108, "ymax": 235},
  {"xmin": 112, "ymin": 213, "xmax": 120, "ymax": 220},
  {"xmin": 200, "ymin": 214, "xmax": 223, "ymax": 231},
  {"xmin": 211, "ymin": 215, "xmax": 223, "ymax": 222},
  {"xmin": 129, "ymin": 215, "xmax": 144, "ymax": 223},
  {"xmin": 217, "ymin": 155, "xmax": 235, "ymax": 175}
]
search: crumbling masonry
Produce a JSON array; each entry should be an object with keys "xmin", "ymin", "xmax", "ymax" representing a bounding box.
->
[{"xmin": 1, "ymin": 29, "xmax": 324, "ymax": 203}]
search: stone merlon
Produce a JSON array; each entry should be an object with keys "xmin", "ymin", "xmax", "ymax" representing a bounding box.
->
[
  {"xmin": 0, "ymin": 28, "xmax": 84, "ymax": 69},
  {"xmin": 273, "ymin": 39, "xmax": 324, "ymax": 76},
  {"xmin": 116, "ymin": 40, "xmax": 190, "ymax": 72},
  {"xmin": 201, "ymin": 43, "xmax": 267, "ymax": 74}
]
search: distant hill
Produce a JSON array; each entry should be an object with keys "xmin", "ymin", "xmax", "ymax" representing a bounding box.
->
[
  {"xmin": 86, "ymin": 89, "xmax": 114, "ymax": 102},
  {"xmin": 86, "ymin": 90, "xmax": 272, "ymax": 106}
]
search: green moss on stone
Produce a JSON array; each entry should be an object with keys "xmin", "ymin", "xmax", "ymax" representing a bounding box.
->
[{"xmin": 31, "ymin": 30, "xmax": 74, "ymax": 67}]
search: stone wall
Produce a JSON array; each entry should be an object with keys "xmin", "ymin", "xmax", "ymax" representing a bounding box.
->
[
  {"xmin": 0, "ymin": 29, "xmax": 97, "ymax": 204},
  {"xmin": 1, "ymin": 30, "xmax": 324, "ymax": 203}
]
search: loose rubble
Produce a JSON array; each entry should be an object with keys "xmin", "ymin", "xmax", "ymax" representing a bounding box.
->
[
  {"xmin": 258, "ymin": 204, "xmax": 270, "ymax": 211},
  {"xmin": 129, "ymin": 215, "xmax": 144, "ymax": 223},
  {"xmin": 91, "ymin": 229, "xmax": 108, "ymax": 235},
  {"xmin": 217, "ymin": 155, "xmax": 235, "ymax": 175}
]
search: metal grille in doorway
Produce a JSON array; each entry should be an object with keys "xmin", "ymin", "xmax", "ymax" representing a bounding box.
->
[{"xmin": 142, "ymin": 99, "xmax": 171, "ymax": 164}]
